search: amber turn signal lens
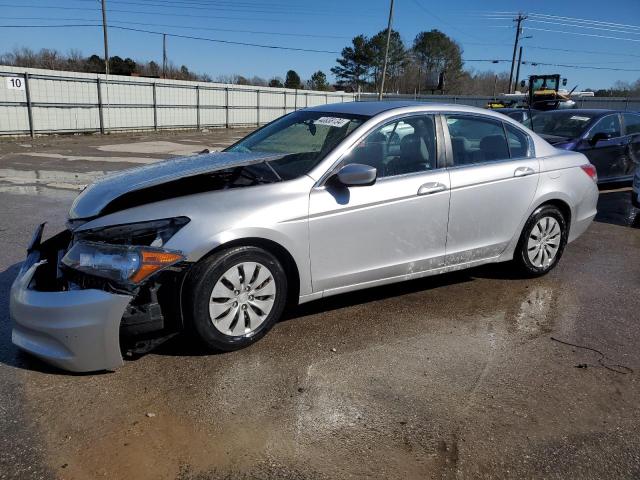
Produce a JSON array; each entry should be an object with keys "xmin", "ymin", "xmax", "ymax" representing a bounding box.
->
[{"xmin": 129, "ymin": 250, "xmax": 184, "ymax": 284}]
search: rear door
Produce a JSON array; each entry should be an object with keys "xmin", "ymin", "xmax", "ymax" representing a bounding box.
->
[
  {"xmin": 578, "ymin": 113, "xmax": 627, "ymax": 182},
  {"xmin": 443, "ymin": 114, "xmax": 540, "ymax": 265}
]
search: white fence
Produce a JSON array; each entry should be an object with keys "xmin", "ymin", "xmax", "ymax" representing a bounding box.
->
[{"xmin": 0, "ymin": 66, "xmax": 356, "ymax": 136}]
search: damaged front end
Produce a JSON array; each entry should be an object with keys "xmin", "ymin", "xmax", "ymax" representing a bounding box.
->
[{"xmin": 10, "ymin": 218, "xmax": 192, "ymax": 372}]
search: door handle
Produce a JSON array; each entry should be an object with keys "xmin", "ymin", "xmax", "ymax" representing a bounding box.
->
[
  {"xmin": 417, "ymin": 182, "xmax": 447, "ymax": 195},
  {"xmin": 514, "ymin": 166, "xmax": 535, "ymax": 177}
]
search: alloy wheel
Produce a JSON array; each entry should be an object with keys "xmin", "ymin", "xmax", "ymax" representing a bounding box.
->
[
  {"xmin": 527, "ymin": 216, "xmax": 561, "ymax": 268},
  {"xmin": 208, "ymin": 261, "xmax": 276, "ymax": 336}
]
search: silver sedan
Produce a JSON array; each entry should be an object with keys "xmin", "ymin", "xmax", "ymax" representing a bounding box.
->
[{"xmin": 10, "ymin": 101, "xmax": 599, "ymax": 372}]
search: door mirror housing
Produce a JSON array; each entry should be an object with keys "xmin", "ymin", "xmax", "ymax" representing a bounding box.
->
[
  {"xmin": 589, "ymin": 132, "xmax": 612, "ymax": 146},
  {"xmin": 334, "ymin": 163, "xmax": 377, "ymax": 187}
]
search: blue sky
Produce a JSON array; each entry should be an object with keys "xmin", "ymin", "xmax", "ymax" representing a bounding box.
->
[{"xmin": 1, "ymin": 0, "xmax": 639, "ymax": 90}]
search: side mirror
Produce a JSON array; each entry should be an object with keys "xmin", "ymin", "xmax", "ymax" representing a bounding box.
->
[
  {"xmin": 589, "ymin": 132, "xmax": 612, "ymax": 146},
  {"xmin": 335, "ymin": 163, "xmax": 377, "ymax": 187}
]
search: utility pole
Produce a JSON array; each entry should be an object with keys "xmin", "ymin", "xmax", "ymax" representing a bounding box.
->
[
  {"xmin": 162, "ymin": 34, "xmax": 167, "ymax": 78},
  {"xmin": 508, "ymin": 13, "xmax": 526, "ymax": 94},
  {"xmin": 101, "ymin": 0, "xmax": 109, "ymax": 75},
  {"xmin": 514, "ymin": 46, "xmax": 523, "ymax": 92},
  {"xmin": 378, "ymin": 0, "xmax": 395, "ymax": 101}
]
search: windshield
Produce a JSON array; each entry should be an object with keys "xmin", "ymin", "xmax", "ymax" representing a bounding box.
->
[
  {"xmin": 525, "ymin": 111, "xmax": 597, "ymax": 139},
  {"xmin": 226, "ymin": 110, "xmax": 369, "ymax": 179},
  {"xmin": 531, "ymin": 77, "xmax": 558, "ymax": 91}
]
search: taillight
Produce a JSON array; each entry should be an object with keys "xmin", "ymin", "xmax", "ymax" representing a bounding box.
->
[{"xmin": 580, "ymin": 164, "xmax": 598, "ymax": 183}]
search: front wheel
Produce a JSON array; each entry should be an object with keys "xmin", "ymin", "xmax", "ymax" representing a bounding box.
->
[
  {"xmin": 513, "ymin": 205, "xmax": 568, "ymax": 276},
  {"xmin": 184, "ymin": 246, "xmax": 288, "ymax": 351}
]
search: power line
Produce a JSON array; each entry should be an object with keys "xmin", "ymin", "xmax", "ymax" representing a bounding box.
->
[
  {"xmin": 0, "ymin": 23, "xmax": 99, "ymax": 28},
  {"xmin": 0, "ymin": 3, "xmax": 290, "ymax": 23},
  {"xmin": 517, "ymin": 18, "xmax": 640, "ymax": 36},
  {"xmin": 0, "ymin": 1, "xmax": 369, "ymax": 20},
  {"xmin": 527, "ymin": 12, "xmax": 640, "ymax": 31},
  {"xmin": 0, "ymin": 23, "xmax": 341, "ymax": 53},
  {"xmin": 525, "ymin": 44, "xmax": 640, "ymax": 59},
  {"xmin": 73, "ymin": 0, "xmax": 358, "ymax": 14},
  {"xmin": 0, "ymin": 15, "xmax": 351, "ymax": 39},
  {"xmin": 524, "ymin": 26, "xmax": 640, "ymax": 43},
  {"xmin": 108, "ymin": 25, "xmax": 340, "ymax": 53},
  {"xmin": 462, "ymin": 58, "xmax": 640, "ymax": 72},
  {"xmin": 82, "ymin": 0, "xmax": 375, "ymax": 17}
]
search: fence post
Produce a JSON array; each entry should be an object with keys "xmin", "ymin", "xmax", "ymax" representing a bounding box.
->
[
  {"xmin": 625, "ymin": 97, "xmax": 629, "ymax": 111},
  {"xmin": 305, "ymin": 92, "xmax": 309, "ymax": 107},
  {"xmin": 225, "ymin": 87, "xmax": 230, "ymax": 128},
  {"xmin": 256, "ymin": 89, "xmax": 260, "ymax": 127},
  {"xmin": 24, "ymin": 73, "xmax": 34, "ymax": 137},
  {"xmin": 152, "ymin": 83, "xmax": 158, "ymax": 131},
  {"xmin": 294, "ymin": 89, "xmax": 297, "ymax": 111},
  {"xmin": 325, "ymin": 93, "xmax": 328, "ymax": 104},
  {"xmin": 283, "ymin": 91, "xmax": 287, "ymax": 116},
  {"xmin": 196, "ymin": 85, "xmax": 200, "ymax": 130},
  {"xmin": 97, "ymin": 78, "xmax": 105, "ymax": 134}
]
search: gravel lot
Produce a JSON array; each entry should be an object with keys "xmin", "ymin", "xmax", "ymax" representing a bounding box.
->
[{"xmin": 0, "ymin": 129, "xmax": 639, "ymax": 480}]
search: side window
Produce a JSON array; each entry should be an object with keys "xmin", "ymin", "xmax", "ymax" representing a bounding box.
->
[
  {"xmin": 590, "ymin": 115, "xmax": 621, "ymax": 138},
  {"xmin": 623, "ymin": 113, "xmax": 640, "ymax": 135},
  {"xmin": 446, "ymin": 115, "xmax": 509, "ymax": 165},
  {"xmin": 505, "ymin": 123, "xmax": 532, "ymax": 158},
  {"xmin": 341, "ymin": 115, "xmax": 437, "ymax": 178}
]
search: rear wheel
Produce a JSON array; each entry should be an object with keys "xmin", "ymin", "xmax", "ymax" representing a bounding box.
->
[
  {"xmin": 185, "ymin": 246, "xmax": 288, "ymax": 351},
  {"xmin": 514, "ymin": 205, "xmax": 568, "ymax": 276}
]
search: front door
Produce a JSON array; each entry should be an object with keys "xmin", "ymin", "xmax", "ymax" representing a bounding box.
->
[{"xmin": 308, "ymin": 114, "xmax": 450, "ymax": 293}]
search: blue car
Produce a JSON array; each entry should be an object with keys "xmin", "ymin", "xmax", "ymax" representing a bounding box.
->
[{"xmin": 525, "ymin": 109, "xmax": 640, "ymax": 184}]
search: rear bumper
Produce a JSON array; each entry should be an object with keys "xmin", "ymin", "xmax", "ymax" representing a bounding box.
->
[{"xmin": 10, "ymin": 260, "xmax": 132, "ymax": 373}]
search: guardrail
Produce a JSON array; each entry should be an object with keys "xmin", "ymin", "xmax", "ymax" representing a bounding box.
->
[{"xmin": 0, "ymin": 67, "xmax": 355, "ymax": 136}]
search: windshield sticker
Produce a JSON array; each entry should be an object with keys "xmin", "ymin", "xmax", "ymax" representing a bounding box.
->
[
  {"xmin": 570, "ymin": 116, "xmax": 590, "ymax": 122},
  {"xmin": 314, "ymin": 117, "xmax": 350, "ymax": 128}
]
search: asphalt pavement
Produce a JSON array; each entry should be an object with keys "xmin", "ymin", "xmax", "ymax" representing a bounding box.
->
[{"xmin": 0, "ymin": 130, "xmax": 639, "ymax": 480}]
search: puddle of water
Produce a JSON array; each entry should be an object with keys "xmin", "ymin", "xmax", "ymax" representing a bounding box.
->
[
  {"xmin": 23, "ymin": 152, "xmax": 159, "ymax": 164},
  {"xmin": 0, "ymin": 168, "xmax": 109, "ymax": 194},
  {"xmin": 97, "ymin": 141, "xmax": 209, "ymax": 156}
]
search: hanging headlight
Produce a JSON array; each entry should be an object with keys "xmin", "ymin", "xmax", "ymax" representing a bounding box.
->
[{"xmin": 61, "ymin": 241, "xmax": 184, "ymax": 285}]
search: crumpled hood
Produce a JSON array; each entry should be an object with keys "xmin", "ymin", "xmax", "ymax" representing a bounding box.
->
[{"xmin": 69, "ymin": 150, "xmax": 284, "ymax": 220}]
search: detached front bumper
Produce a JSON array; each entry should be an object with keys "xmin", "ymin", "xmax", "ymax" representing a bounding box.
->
[{"xmin": 10, "ymin": 258, "xmax": 132, "ymax": 373}]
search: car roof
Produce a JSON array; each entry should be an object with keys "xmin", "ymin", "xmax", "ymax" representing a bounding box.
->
[
  {"xmin": 304, "ymin": 100, "xmax": 493, "ymax": 117},
  {"xmin": 533, "ymin": 109, "xmax": 622, "ymax": 116}
]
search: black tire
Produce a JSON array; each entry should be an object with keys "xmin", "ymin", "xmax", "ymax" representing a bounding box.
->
[
  {"xmin": 184, "ymin": 246, "xmax": 288, "ymax": 351},
  {"xmin": 513, "ymin": 205, "xmax": 568, "ymax": 276}
]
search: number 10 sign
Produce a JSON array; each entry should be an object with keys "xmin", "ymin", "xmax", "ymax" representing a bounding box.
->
[{"xmin": 6, "ymin": 77, "xmax": 25, "ymax": 90}]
